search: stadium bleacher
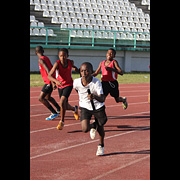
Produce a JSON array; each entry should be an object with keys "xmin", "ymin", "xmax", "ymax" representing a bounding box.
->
[{"xmin": 30, "ymin": 0, "xmax": 150, "ymax": 49}]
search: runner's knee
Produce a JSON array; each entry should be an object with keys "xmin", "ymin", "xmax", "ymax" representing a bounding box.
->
[{"xmin": 81, "ymin": 120, "xmax": 89, "ymax": 133}]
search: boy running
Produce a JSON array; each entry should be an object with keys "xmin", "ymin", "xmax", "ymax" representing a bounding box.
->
[
  {"xmin": 48, "ymin": 48, "xmax": 79, "ymax": 130},
  {"xmin": 35, "ymin": 46, "xmax": 60, "ymax": 120},
  {"xmin": 73, "ymin": 62, "xmax": 107, "ymax": 156},
  {"xmin": 92, "ymin": 48, "xmax": 128, "ymax": 109}
]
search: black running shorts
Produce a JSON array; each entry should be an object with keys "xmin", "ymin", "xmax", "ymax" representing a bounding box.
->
[
  {"xmin": 102, "ymin": 80, "xmax": 119, "ymax": 98},
  {"xmin": 58, "ymin": 85, "xmax": 73, "ymax": 100},
  {"xmin": 41, "ymin": 84, "xmax": 53, "ymax": 94},
  {"xmin": 80, "ymin": 105, "xmax": 107, "ymax": 126}
]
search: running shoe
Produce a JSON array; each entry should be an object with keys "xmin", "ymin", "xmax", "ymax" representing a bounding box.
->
[
  {"xmin": 57, "ymin": 121, "xmax": 64, "ymax": 130},
  {"xmin": 122, "ymin": 97, "xmax": 128, "ymax": 110},
  {"xmin": 46, "ymin": 113, "xmax": 59, "ymax": 120},
  {"xmin": 73, "ymin": 105, "xmax": 79, "ymax": 120},
  {"xmin": 96, "ymin": 145, "xmax": 104, "ymax": 156}
]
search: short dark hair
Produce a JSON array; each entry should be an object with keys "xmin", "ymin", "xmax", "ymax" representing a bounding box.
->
[
  {"xmin": 108, "ymin": 48, "xmax": 116, "ymax": 56},
  {"xmin": 81, "ymin": 62, "xmax": 93, "ymax": 73},
  {"xmin": 35, "ymin": 46, "xmax": 44, "ymax": 53},
  {"xmin": 59, "ymin": 48, "xmax": 69, "ymax": 56}
]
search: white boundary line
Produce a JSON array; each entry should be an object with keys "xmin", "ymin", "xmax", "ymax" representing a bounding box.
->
[
  {"xmin": 30, "ymin": 83, "xmax": 149, "ymax": 90},
  {"xmin": 30, "ymin": 94, "xmax": 148, "ymax": 107},
  {"xmin": 30, "ymin": 112, "xmax": 51, "ymax": 117},
  {"xmin": 30, "ymin": 122, "xmax": 81, "ymax": 133},
  {"xmin": 30, "ymin": 90, "xmax": 149, "ymax": 99},
  {"xmin": 90, "ymin": 155, "xmax": 150, "ymax": 180},
  {"xmin": 30, "ymin": 101, "xmax": 148, "ymax": 118},
  {"xmin": 30, "ymin": 126, "xmax": 149, "ymax": 160},
  {"xmin": 30, "ymin": 111, "xmax": 150, "ymax": 134},
  {"xmin": 30, "ymin": 85, "xmax": 150, "ymax": 93}
]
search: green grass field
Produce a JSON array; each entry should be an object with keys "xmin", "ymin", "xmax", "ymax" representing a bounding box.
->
[{"xmin": 30, "ymin": 72, "xmax": 150, "ymax": 87}]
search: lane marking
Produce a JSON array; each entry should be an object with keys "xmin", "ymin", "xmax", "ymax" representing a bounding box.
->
[
  {"xmin": 30, "ymin": 126, "xmax": 149, "ymax": 160},
  {"xmin": 30, "ymin": 101, "xmax": 149, "ymax": 117},
  {"xmin": 30, "ymin": 111, "xmax": 149, "ymax": 134},
  {"xmin": 30, "ymin": 111, "xmax": 150, "ymax": 133},
  {"xmin": 90, "ymin": 155, "xmax": 150, "ymax": 180},
  {"xmin": 30, "ymin": 84, "xmax": 150, "ymax": 93},
  {"xmin": 30, "ymin": 90, "xmax": 149, "ymax": 99},
  {"xmin": 30, "ymin": 122, "xmax": 81, "ymax": 133},
  {"xmin": 30, "ymin": 94, "xmax": 148, "ymax": 107}
]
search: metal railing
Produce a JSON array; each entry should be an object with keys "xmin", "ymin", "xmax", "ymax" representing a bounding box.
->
[{"xmin": 30, "ymin": 26, "xmax": 150, "ymax": 51}]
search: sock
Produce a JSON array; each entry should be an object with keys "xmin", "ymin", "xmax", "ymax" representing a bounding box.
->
[{"xmin": 99, "ymin": 143, "xmax": 104, "ymax": 147}]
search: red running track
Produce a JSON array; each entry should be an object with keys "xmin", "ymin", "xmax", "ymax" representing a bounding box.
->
[{"xmin": 30, "ymin": 83, "xmax": 150, "ymax": 180}]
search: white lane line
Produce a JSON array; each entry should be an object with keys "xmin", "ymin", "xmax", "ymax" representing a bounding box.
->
[
  {"xmin": 30, "ymin": 85, "xmax": 150, "ymax": 93},
  {"xmin": 30, "ymin": 100, "xmax": 78, "ymax": 107},
  {"xmin": 30, "ymin": 95, "xmax": 148, "ymax": 107},
  {"xmin": 30, "ymin": 126, "xmax": 149, "ymax": 160},
  {"xmin": 30, "ymin": 90, "xmax": 149, "ymax": 99},
  {"xmin": 90, "ymin": 155, "xmax": 150, "ymax": 180},
  {"xmin": 30, "ymin": 111, "xmax": 150, "ymax": 134},
  {"xmin": 30, "ymin": 101, "xmax": 148, "ymax": 117},
  {"xmin": 30, "ymin": 122, "xmax": 81, "ymax": 133}
]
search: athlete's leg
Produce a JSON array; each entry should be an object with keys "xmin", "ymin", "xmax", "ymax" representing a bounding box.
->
[
  {"xmin": 45, "ymin": 93, "xmax": 60, "ymax": 112},
  {"xmin": 39, "ymin": 91, "xmax": 57, "ymax": 114},
  {"xmin": 80, "ymin": 108, "xmax": 94, "ymax": 133},
  {"xmin": 97, "ymin": 125, "xmax": 105, "ymax": 147},
  {"xmin": 59, "ymin": 95, "xmax": 67, "ymax": 123},
  {"xmin": 114, "ymin": 96, "xmax": 126, "ymax": 103},
  {"xmin": 62, "ymin": 86, "xmax": 79, "ymax": 120},
  {"xmin": 81, "ymin": 119, "xmax": 90, "ymax": 133},
  {"xmin": 66, "ymin": 102, "xmax": 75, "ymax": 111}
]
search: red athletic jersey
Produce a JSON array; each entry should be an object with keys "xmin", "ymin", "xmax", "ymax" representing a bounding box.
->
[
  {"xmin": 56, "ymin": 59, "xmax": 73, "ymax": 89},
  {"xmin": 39, "ymin": 56, "xmax": 54, "ymax": 84},
  {"xmin": 101, "ymin": 60, "xmax": 118, "ymax": 81}
]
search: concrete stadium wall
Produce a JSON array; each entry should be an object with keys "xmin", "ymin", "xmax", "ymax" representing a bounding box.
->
[{"xmin": 30, "ymin": 48, "xmax": 150, "ymax": 72}]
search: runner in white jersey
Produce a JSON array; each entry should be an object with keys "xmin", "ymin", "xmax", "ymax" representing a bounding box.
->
[{"xmin": 73, "ymin": 62, "xmax": 107, "ymax": 156}]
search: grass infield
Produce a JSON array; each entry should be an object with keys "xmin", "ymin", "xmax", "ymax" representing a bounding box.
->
[{"xmin": 30, "ymin": 72, "xmax": 150, "ymax": 87}]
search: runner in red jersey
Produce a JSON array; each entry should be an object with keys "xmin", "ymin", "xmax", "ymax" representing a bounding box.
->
[
  {"xmin": 35, "ymin": 46, "xmax": 60, "ymax": 120},
  {"xmin": 101, "ymin": 59, "xmax": 118, "ymax": 81},
  {"xmin": 93, "ymin": 48, "xmax": 128, "ymax": 110},
  {"xmin": 48, "ymin": 48, "xmax": 80, "ymax": 130},
  {"xmin": 39, "ymin": 55, "xmax": 54, "ymax": 85},
  {"xmin": 56, "ymin": 59, "xmax": 73, "ymax": 89}
]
